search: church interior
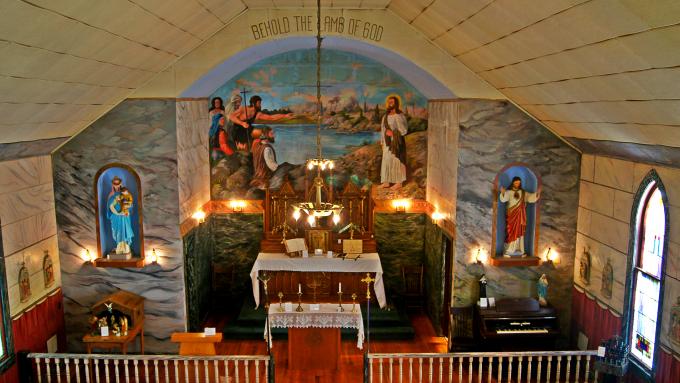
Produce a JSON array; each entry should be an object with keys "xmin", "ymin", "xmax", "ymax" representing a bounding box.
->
[{"xmin": 0, "ymin": 1, "xmax": 679, "ymax": 382}]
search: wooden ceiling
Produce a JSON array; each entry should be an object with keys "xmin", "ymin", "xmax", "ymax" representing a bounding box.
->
[{"xmin": 2, "ymin": 0, "xmax": 679, "ymax": 147}]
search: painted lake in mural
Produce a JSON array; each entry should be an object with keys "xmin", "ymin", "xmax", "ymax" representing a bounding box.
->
[{"xmin": 268, "ymin": 124, "xmax": 380, "ymax": 164}]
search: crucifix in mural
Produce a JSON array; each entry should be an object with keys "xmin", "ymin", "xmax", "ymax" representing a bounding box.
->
[{"xmin": 208, "ymin": 49, "xmax": 428, "ymax": 201}]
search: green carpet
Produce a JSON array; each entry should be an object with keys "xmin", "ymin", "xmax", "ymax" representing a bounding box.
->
[{"xmin": 222, "ymin": 299, "xmax": 415, "ymax": 341}]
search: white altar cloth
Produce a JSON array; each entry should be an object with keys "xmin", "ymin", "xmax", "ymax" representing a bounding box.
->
[
  {"xmin": 250, "ymin": 252, "xmax": 387, "ymax": 308},
  {"xmin": 265, "ymin": 304, "xmax": 364, "ymax": 349}
]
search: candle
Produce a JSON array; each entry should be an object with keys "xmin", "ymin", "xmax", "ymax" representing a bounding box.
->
[
  {"xmin": 339, "ymin": 282, "xmax": 342, "ymax": 293},
  {"xmin": 298, "ymin": 283, "xmax": 301, "ymax": 294}
]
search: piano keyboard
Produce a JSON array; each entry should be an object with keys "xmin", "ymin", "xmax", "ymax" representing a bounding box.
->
[{"xmin": 496, "ymin": 328, "xmax": 549, "ymax": 334}]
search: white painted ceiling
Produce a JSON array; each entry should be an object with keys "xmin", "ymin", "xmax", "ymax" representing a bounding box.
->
[{"xmin": 1, "ymin": 0, "xmax": 679, "ymax": 147}]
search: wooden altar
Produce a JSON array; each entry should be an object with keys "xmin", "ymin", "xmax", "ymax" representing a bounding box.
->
[{"xmin": 260, "ymin": 179, "xmax": 376, "ymax": 253}]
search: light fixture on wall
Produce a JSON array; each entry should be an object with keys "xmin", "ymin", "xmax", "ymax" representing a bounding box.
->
[
  {"xmin": 392, "ymin": 199, "xmax": 410, "ymax": 213},
  {"xmin": 148, "ymin": 248, "xmax": 159, "ymax": 265},
  {"xmin": 229, "ymin": 200, "xmax": 246, "ymax": 213},
  {"xmin": 431, "ymin": 211, "xmax": 445, "ymax": 223},
  {"xmin": 544, "ymin": 247, "xmax": 559, "ymax": 264},
  {"xmin": 81, "ymin": 249, "xmax": 96, "ymax": 264},
  {"xmin": 192, "ymin": 210, "xmax": 206, "ymax": 224},
  {"xmin": 290, "ymin": 0, "xmax": 343, "ymax": 224},
  {"xmin": 475, "ymin": 248, "xmax": 488, "ymax": 264}
]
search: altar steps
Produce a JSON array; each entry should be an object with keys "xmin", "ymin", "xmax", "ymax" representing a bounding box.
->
[{"xmin": 221, "ymin": 300, "xmax": 415, "ymax": 341}]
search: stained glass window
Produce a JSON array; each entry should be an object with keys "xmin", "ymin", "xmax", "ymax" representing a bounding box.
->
[{"xmin": 629, "ymin": 185, "xmax": 665, "ymax": 369}]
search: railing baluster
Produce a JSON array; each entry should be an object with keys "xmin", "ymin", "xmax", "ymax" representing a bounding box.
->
[
  {"xmin": 467, "ymin": 357, "xmax": 472, "ymax": 383},
  {"xmin": 486, "ymin": 357, "xmax": 492, "ymax": 383},
  {"xmin": 153, "ymin": 360, "xmax": 159, "ymax": 383},
  {"xmin": 183, "ymin": 359, "xmax": 189, "ymax": 383},
  {"xmin": 74, "ymin": 358, "xmax": 81, "ymax": 383},
  {"xmin": 527, "ymin": 356, "xmax": 533, "ymax": 383},
  {"xmin": 142, "ymin": 360, "xmax": 149, "ymax": 382},
  {"xmin": 440, "ymin": 357, "xmax": 444, "ymax": 383},
  {"xmin": 507, "ymin": 356, "xmax": 513, "ymax": 383},
  {"xmin": 245, "ymin": 359, "xmax": 250, "ymax": 383},
  {"xmin": 173, "ymin": 360, "xmax": 179, "ymax": 383},
  {"xmin": 379, "ymin": 357, "xmax": 384, "ymax": 383},
  {"xmin": 449, "ymin": 357, "xmax": 454, "ymax": 383},
  {"xmin": 537, "ymin": 356, "xmax": 542, "ymax": 383},
  {"xmin": 555, "ymin": 356, "xmax": 562, "ymax": 383},
  {"xmin": 225, "ymin": 360, "xmax": 230, "ymax": 383},
  {"xmin": 255, "ymin": 359, "xmax": 260, "ymax": 383},
  {"xmin": 585, "ymin": 356, "xmax": 592, "ymax": 383},
  {"xmin": 36, "ymin": 358, "xmax": 43, "ymax": 383},
  {"xmin": 235, "ymin": 360, "xmax": 240, "ymax": 383},
  {"xmin": 84, "ymin": 359, "xmax": 91, "ymax": 383},
  {"xmin": 428, "ymin": 357, "xmax": 433, "ymax": 383},
  {"xmin": 46, "ymin": 358, "xmax": 52, "ymax": 383},
  {"xmin": 458, "ymin": 357, "xmax": 462, "ymax": 383},
  {"xmin": 418, "ymin": 358, "xmax": 422, "ymax": 383},
  {"xmin": 498, "ymin": 357, "xmax": 502, "ymax": 383},
  {"xmin": 399, "ymin": 358, "xmax": 403, "ymax": 383},
  {"xmin": 546, "ymin": 356, "xmax": 552, "ymax": 383},
  {"xmin": 114, "ymin": 360, "xmax": 120, "ymax": 383},
  {"xmin": 389, "ymin": 358, "xmax": 393, "ymax": 383},
  {"xmin": 575, "ymin": 355, "xmax": 581, "ymax": 383},
  {"xmin": 165, "ymin": 360, "xmax": 171, "ymax": 383},
  {"xmin": 194, "ymin": 359, "xmax": 200, "ymax": 382},
  {"xmin": 477, "ymin": 356, "xmax": 482, "ymax": 383},
  {"xmin": 565, "ymin": 356, "xmax": 571, "ymax": 383},
  {"xmin": 213, "ymin": 360, "xmax": 219, "ymax": 383},
  {"xmin": 517, "ymin": 356, "xmax": 523, "ymax": 383},
  {"xmin": 56, "ymin": 358, "xmax": 62, "ymax": 383}
]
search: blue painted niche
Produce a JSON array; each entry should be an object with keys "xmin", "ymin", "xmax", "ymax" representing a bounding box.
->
[
  {"xmin": 95, "ymin": 165, "xmax": 143, "ymax": 258},
  {"xmin": 494, "ymin": 165, "xmax": 539, "ymax": 257}
]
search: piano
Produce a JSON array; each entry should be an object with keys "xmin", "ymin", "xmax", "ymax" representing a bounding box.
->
[{"xmin": 476, "ymin": 297, "xmax": 560, "ymax": 350}]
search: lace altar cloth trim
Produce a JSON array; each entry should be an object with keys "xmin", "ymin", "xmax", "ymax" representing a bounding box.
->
[{"xmin": 265, "ymin": 304, "xmax": 365, "ymax": 349}]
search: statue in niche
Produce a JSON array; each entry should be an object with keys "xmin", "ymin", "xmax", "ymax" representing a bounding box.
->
[
  {"xmin": 18, "ymin": 262, "xmax": 31, "ymax": 303},
  {"xmin": 43, "ymin": 250, "xmax": 54, "ymax": 288},
  {"xmin": 601, "ymin": 258, "xmax": 613, "ymax": 299},
  {"xmin": 95, "ymin": 165, "xmax": 144, "ymax": 260},
  {"xmin": 499, "ymin": 176, "xmax": 541, "ymax": 257},
  {"xmin": 670, "ymin": 297, "xmax": 680, "ymax": 346},
  {"xmin": 108, "ymin": 183, "xmax": 134, "ymax": 256},
  {"xmin": 579, "ymin": 247, "xmax": 591, "ymax": 285}
]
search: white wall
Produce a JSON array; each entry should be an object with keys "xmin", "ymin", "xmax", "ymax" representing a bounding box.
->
[
  {"xmin": 0, "ymin": 155, "xmax": 61, "ymax": 317},
  {"xmin": 575, "ymin": 154, "xmax": 680, "ymax": 356}
]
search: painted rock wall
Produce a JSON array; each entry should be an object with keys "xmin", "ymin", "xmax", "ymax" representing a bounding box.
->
[
  {"xmin": 453, "ymin": 99, "xmax": 580, "ymax": 343},
  {"xmin": 53, "ymin": 99, "xmax": 186, "ymax": 353}
]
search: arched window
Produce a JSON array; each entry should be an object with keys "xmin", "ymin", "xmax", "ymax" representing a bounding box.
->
[{"xmin": 624, "ymin": 171, "xmax": 668, "ymax": 373}]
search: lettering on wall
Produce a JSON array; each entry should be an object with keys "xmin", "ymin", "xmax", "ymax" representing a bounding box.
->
[{"xmin": 250, "ymin": 15, "xmax": 384, "ymax": 42}]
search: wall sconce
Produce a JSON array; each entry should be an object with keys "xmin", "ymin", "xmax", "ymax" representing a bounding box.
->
[
  {"xmin": 81, "ymin": 249, "xmax": 96, "ymax": 264},
  {"xmin": 392, "ymin": 199, "xmax": 410, "ymax": 213},
  {"xmin": 431, "ymin": 211, "xmax": 445, "ymax": 223},
  {"xmin": 192, "ymin": 210, "xmax": 206, "ymax": 224},
  {"xmin": 148, "ymin": 248, "xmax": 159, "ymax": 265},
  {"xmin": 475, "ymin": 248, "xmax": 488, "ymax": 264},
  {"xmin": 544, "ymin": 247, "xmax": 559, "ymax": 264},
  {"xmin": 229, "ymin": 200, "xmax": 246, "ymax": 213}
]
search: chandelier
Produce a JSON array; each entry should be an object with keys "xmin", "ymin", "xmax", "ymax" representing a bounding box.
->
[{"xmin": 291, "ymin": 0, "xmax": 343, "ymax": 226}]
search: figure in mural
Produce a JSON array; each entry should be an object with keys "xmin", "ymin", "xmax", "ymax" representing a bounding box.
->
[
  {"xmin": 579, "ymin": 247, "xmax": 591, "ymax": 285},
  {"xmin": 250, "ymin": 126, "xmax": 293, "ymax": 190},
  {"xmin": 108, "ymin": 186, "xmax": 135, "ymax": 256},
  {"xmin": 499, "ymin": 176, "xmax": 540, "ymax": 256},
  {"xmin": 229, "ymin": 95, "xmax": 293, "ymax": 152},
  {"xmin": 380, "ymin": 95, "xmax": 408, "ymax": 189},
  {"xmin": 670, "ymin": 296, "xmax": 680, "ymax": 346},
  {"xmin": 601, "ymin": 257, "xmax": 613, "ymax": 298},
  {"xmin": 43, "ymin": 250, "xmax": 54, "ymax": 288},
  {"xmin": 19, "ymin": 263, "xmax": 31, "ymax": 303},
  {"xmin": 537, "ymin": 274, "xmax": 548, "ymax": 306},
  {"xmin": 209, "ymin": 94, "xmax": 242, "ymax": 158},
  {"xmin": 209, "ymin": 96, "xmax": 225, "ymax": 118}
]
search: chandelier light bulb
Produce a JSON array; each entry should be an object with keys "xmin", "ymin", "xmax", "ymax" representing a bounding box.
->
[
  {"xmin": 332, "ymin": 213, "xmax": 340, "ymax": 225},
  {"xmin": 307, "ymin": 215, "xmax": 316, "ymax": 225},
  {"xmin": 293, "ymin": 209, "xmax": 301, "ymax": 221},
  {"xmin": 307, "ymin": 162, "xmax": 314, "ymax": 170},
  {"xmin": 328, "ymin": 161, "xmax": 334, "ymax": 170}
]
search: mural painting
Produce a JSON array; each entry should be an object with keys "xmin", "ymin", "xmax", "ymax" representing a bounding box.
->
[
  {"xmin": 208, "ymin": 49, "xmax": 428, "ymax": 201},
  {"xmin": 579, "ymin": 247, "xmax": 591, "ymax": 285},
  {"xmin": 94, "ymin": 165, "xmax": 144, "ymax": 260},
  {"xmin": 670, "ymin": 297, "xmax": 680, "ymax": 347},
  {"xmin": 601, "ymin": 257, "xmax": 613, "ymax": 299}
]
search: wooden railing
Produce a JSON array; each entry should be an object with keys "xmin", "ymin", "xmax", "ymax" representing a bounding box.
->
[
  {"xmin": 365, "ymin": 351, "xmax": 599, "ymax": 383},
  {"xmin": 26, "ymin": 353, "xmax": 272, "ymax": 383}
]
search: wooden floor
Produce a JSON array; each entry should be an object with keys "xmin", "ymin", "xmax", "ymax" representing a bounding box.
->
[{"xmin": 207, "ymin": 313, "xmax": 448, "ymax": 383}]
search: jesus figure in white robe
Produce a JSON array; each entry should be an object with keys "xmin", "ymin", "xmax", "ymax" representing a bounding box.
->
[
  {"xmin": 380, "ymin": 96, "xmax": 408, "ymax": 189},
  {"xmin": 499, "ymin": 176, "xmax": 540, "ymax": 257}
]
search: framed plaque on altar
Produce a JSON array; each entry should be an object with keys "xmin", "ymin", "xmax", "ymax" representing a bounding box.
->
[
  {"xmin": 342, "ymin": 239, "xmax": 363, "ymax": 254},
  {"xmin": 284, "ymin": 238, "xmax": 307, "ymax": 257},
  {"xmin": 306, "ymin": 229, "xmax": 330, "ymax": 253}
]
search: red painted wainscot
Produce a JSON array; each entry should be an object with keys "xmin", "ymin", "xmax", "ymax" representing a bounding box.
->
[
  {"xmin": 572, "ymin": 286, "xmax": 680, "ymax": 383},
  {"xmin": 0, "ymin": 289, "xmax": 66, "ymax": 383}
]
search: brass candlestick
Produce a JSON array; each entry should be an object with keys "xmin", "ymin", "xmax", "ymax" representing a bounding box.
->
[
  {"xmin": 337, "ymin": 291, "xmax": 344, "ymax": 312},
  {"xmin": 296, "ymin": 291, "xmax": 304, "ymax": 312},
  {"xmin": 351, "ymin": 293, "xmax": 357, "ymax": 313},
  {"xmin": 277, "ymin": 292, "xmax": 284, "ymax": 312}
]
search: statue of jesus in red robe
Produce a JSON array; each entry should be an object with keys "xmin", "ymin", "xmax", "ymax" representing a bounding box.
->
[{"xmin": 499, "ymin": 176, "xmax": 540, "ymax": 257}]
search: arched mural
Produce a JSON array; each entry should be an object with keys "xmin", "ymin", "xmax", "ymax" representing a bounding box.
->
[{"xmin": 209, "ymin": 48, "xmax": 428, "ymax": 201}]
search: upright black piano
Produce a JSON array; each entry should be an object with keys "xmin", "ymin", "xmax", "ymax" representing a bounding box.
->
[{"xmin": 476, "ymin": 297, "xmax": 560, "ymax": 350}]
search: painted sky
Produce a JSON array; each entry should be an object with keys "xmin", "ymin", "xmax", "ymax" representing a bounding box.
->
[{"xmin": 211, "ymin": 49, "xmax": 427, "ymax": 111}]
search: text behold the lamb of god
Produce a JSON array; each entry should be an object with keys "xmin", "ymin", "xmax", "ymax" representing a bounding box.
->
[{"xmin": 250, "ymin": 15, "xmax": 384, "ymax": 42}]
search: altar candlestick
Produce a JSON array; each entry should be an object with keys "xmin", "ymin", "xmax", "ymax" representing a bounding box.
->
[
  {"xmin": 298, "ymin": 283, "xmax": 301, "ymax": 294},
  {"xmin": 339, "ymin": 282, "xmax": 342, "ymax": 293}
]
